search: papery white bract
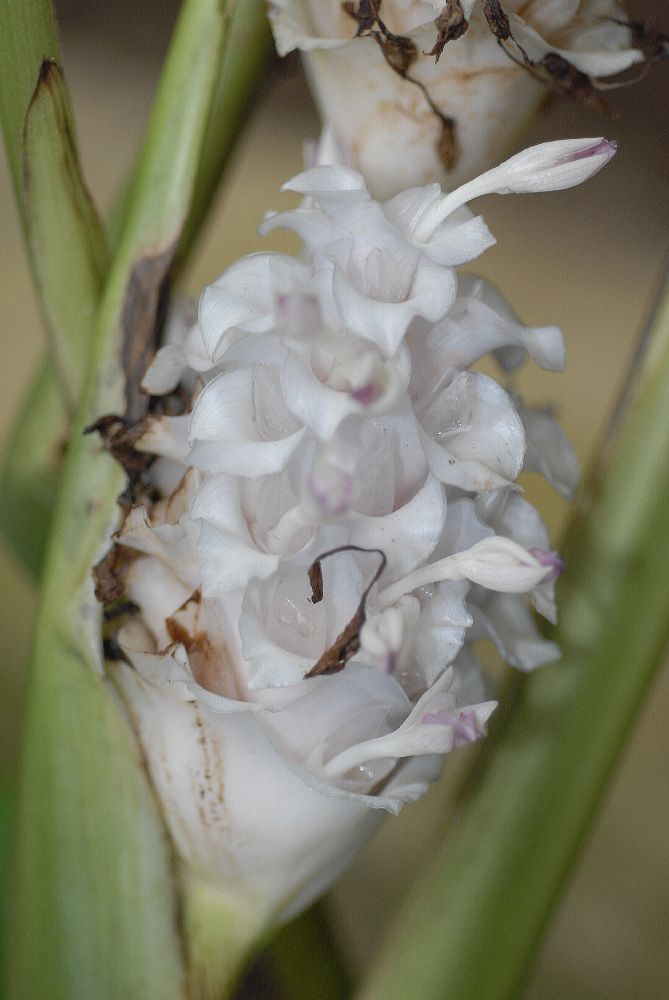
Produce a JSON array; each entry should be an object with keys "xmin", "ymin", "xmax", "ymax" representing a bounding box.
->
[
  {"xmin": 268, "ymin": 0, "xmax": 640, "ymax": 197},
  {"xmin": 107, "ymin": 135, "xmax": 597, "ymax": 926}
]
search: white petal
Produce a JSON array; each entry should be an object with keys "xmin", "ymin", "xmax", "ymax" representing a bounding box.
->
[
  {"xmin": 509, "ymin": 13, "xmax": 644, "ymax": 77},
  {"xmin": 324, "ymin": 669, "xmax": 496, "ymax": 777},
  {"xmin": 135, "ymin": 415, "xmax": 191, "ymax": 464},
  {"xmin": 419, "ymin": 371, "xmax": 526, "ymax": 491},
  {"xmin": 190, "ymin": 475, "xmax": 280, "ymax": 593},
  {"xmin": 199, "ymin": 254, "xmax": 308, "ymax": 359},
  {"xmin": 452, "ymin": 275, "xmax": 566, "ymax": 371},
  {"xmin": 283, "ymin": 163, "xmax": 368, "ymax": 195},
  {"xmin": 124, "ymin": 556, "xmax": 192, "ymax": 647},
  {"xmin": 332, "ymin": 256, "xmax": 456, "ymax": 357},
  {"xmin": 189, "ymin": 369, "xmax": 306, "ymax": 476},
  {"xmin": 118, "ymin": 505, "xmax": 201, "ymax": 589},
  {"xmin": 520, "ymin": 402, "xmax": 580, "ymax": 499},
  {"xmin": 349, "ymin": 474, "xmax": 446, "ymax": 579},
  {"xmin": 280, "ymin": 349, "xmax": 362, "ymax": 440},
  {"xmin": 413, "ymin": 580, "xmax": 472, "ymax": 686},
  {"xmin": 470, "ymin": 591, "xmax": 561, "ymax": 670}
]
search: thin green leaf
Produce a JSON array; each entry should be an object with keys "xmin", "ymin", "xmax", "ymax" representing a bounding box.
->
[
  {"xmin": 10, "ymin": 2, "xmax": 239, "ymax": 998},
  {"xmin": 354, "ymin": 276, "xmax": 669, "ymax": 1000},
  {"xmin": 21, "ymin": 60, "xmax": 108, "ymax": 403},
  {"xmin": 0, "ymin": 0, "xmax": 107, "ymax": 407}
]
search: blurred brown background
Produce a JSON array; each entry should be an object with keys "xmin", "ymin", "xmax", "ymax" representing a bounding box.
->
[{"xmin": 1, "ymin": 1, "xmax": 668, "ymax": 997}]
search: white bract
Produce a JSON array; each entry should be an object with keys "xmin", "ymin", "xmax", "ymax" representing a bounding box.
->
[
  {"xmin": 268, "ymin": 0, "xmax": 640, "ymax": 196},
  {"xmin": 108, "ymin": 135, "xmax": 605, "ymax": 925}
]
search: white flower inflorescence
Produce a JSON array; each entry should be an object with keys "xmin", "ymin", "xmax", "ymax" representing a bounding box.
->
[{"xmin": 110, "ymin": 134, "xmax": 607, "ymax": 920}]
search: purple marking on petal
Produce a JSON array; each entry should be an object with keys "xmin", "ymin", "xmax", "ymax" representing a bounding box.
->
[
  {"xmin": 528, "ymin": 548, "xmax": 565, "ymax": 580},
  {"xmin": 307, "ymin": 471, "xmax": 352, "ymax": 516},
  {"xmin": 385, "ymin": 651, "xmax": 398, "ymax": 675},
  {"xmin": 451, "ymin": 710, "xmax": 482, "ymax": 748},
  {"xmin": 350, "ymin": 381, "xmax": 382, "ymax": 406},
  {"xmin": 421, "ymin": 708, "xmax": 482, "ymax": 747},
  {"xmin": 555, "ymin": 139, "xmax": 617, "ymax": 166}
]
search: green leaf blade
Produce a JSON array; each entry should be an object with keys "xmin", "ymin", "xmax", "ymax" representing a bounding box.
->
[{"xmin": 21, "ymin": 59, "xmax": 108, "ymax": 402}]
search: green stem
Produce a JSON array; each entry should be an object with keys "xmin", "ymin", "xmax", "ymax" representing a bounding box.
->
[
  {"xmin": 269, "ymin": 902, "xmax": 353, "ymax": 1000},
  {"xmin": 354, "ymin": 274, "xmax": 669, "ymax": 1000},
  {"xmin": 0, "ymin": 782, "xmax": 11, "ymax": 1000},
  {"xmin": 177, "ymin": 0, "xmax": 273, "ymax": 263}
]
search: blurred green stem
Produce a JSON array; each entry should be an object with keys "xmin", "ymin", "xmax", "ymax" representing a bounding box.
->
[
  {"xmin": 269, "ymin": 902, "xmax": 352, "ymax": 1000},
  {"xmin": 355, "ymin": 271, "xmax": 669, "ymax": 1000},
  {"xmin": 0, "ymin": 359, "xmax": 64, "ymax": 577}
]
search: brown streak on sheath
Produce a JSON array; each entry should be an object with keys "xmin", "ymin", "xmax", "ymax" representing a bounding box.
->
[
  {"xmin": 122, "ymin": 247, "xmax": 175, "ymax": 423},
  {"xmin": 437, "ymin": 117, "xmax": 458, "ymax": 170}
]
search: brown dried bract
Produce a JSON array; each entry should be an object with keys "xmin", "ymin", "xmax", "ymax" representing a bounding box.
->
[
  {"xmin": 308, "ymin": 560, "xmax": 324, "ymax": 604},
  {"xmin": 483, "ymin": 0, "xmax": 511, "ymax": 42},
  {"xmin": 343, "ymin": 0, "xmax": 417, "ymax": 75},
  {"xmin": 342, "ymin": 0, "xmax": 379, "ymax": 35},
  {"xmin": 379, "ymin": 32, "xmax": 418, "ymax": 75},
  {"xmin": 85, "ymin": 413, "xmax": 152, "ymax": 476},
  {"xmin": 611, "ymin": 17, "xmax": 669, "ymax": 65},
  {"xmin": 305, "ymin": 546, "xmax": 386, "ymax": 678},
  {"xmin": 93, "ymin": 543, "xmax": 138, "ymax": 604},
  {"xmin": 529, "ymin": 52, "xmax": 611, "ymax": 114},
  {"xmin": 427, "ymin": 2, "xmax": 469, "ymax": 62}
]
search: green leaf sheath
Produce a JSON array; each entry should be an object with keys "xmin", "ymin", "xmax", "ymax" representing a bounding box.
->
[
  {"xmin": 1, "ymin": 0, "xmax": 272, "ymax": 578},
  {"xmin": 0, "ymin": 783, "xmax": 11, "ymax": 1000},
  {"xmin": 0, "ymin": 0, "xmax": 59, "ymax": 191},
  {"xmin": 0, "ymin": 0, "xmax": 107, "ymax": 407},
  {"xmin": 9, "ymin": 3, "xmax": 236, "ymax": 999},
  {"xmin": 0, "ymin": 358, "xmax": 64, "ymax": 577},
  {"xmin": 354, "ymin": 276, "xmax": 669, "ymax": 1000},
  {"xmin": 177, "ymin": 0, "xmax": 273, "ymax": 262},
  {"xmin": 21, "ymin": 60, "xmax": 108, "ymax": 401},
  {"xmin": 269, "ymin": 902, "xmax": 353, "ymax": 1000}
]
